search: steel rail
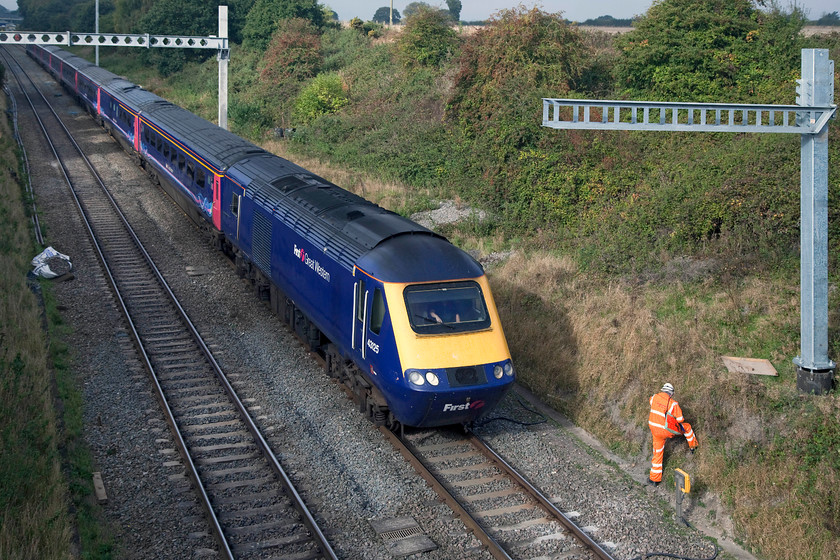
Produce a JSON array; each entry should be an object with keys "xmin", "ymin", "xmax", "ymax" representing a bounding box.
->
[
  {"xmin": 377, "ymin": 421, "xmax": 617, "ymax": 560},
  {"xmin": 4, "ymin": 46, "xmax": 337, "ymax": 560},
  {"xmin": 0, "ymin": 46, "xmax": 235, "ymax": 560},
  {"xmin": 2, "ymin": 83, "xmax": 44, "ymax": 245},
  {"xmin": 378, "ymin": 426, "xmax": 515, "ymax": 560},
  {"xmin": 467, "ymin": 431, "xmax": 616, "ymax": 560}
]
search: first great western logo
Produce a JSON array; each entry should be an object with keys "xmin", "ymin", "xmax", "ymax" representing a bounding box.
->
[{"xmin": 293, "ymin": 244, "xmax": 331, "ymax": 283}]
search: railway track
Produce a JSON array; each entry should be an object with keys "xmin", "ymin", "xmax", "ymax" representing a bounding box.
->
[
  {"xmin": 381, "ymin": 426, "xmax": 616, "ymax": 560},
  {"xmin": 1, "ymin": 46, "xmax": 337, "ymax": 560}
]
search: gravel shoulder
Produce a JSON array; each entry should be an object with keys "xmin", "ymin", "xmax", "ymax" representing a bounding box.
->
[{"xmin": 14, "ymin": 50, "xmax": 757, "ymax": 560}]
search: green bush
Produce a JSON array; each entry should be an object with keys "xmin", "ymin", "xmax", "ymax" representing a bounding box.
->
[
  {"xmin": 614, "ymin": 0, "xmax": 807, "ymax": 103},
  {"xmin": 397, "ymin": 6, "xmax": 459, "ymax": 67},
  {"xmin": 293, "ymin": 73, "xmax": 349, "ymax": 124},
  {"xmin": 242, "ymin": 0, "xmax": 324, "ymax": 50}
]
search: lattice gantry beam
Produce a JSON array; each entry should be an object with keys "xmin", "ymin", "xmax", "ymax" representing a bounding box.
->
[
  {"xmin": 0, "ymin": 31, "xmax": 227, "ymax": 50},
  {"xmin": 542, "ymin": 98, "xmax": 836, "ymax": 135}
]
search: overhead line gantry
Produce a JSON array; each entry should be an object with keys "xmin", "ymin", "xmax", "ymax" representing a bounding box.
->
[{"xmin": 543, "ymin": 49, "xmax": 836, "ymax": 393}]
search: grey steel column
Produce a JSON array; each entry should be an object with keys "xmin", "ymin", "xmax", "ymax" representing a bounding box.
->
[
  {"xmin": 218, "ymin": 5, "xmax": 229, "ymax": 130},
  {"xmin": 794, "ymin": 49, "xmax": 835, "ymax": 392},
  {"xmin": 95, "ymin": 0, "xmax": 99, "ymax": 66}
]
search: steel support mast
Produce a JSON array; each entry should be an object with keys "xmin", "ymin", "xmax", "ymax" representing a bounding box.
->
[{"xmin": 543, "ymin": 49, "xmax": 836, "ymax": 393}]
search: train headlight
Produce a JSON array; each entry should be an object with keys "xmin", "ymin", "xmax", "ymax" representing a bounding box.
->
[
  {"xmin": 425, "ymin": 372, "xmax": 440, "ymax": 386},
  {"xmin": 493, "ymin": 365, "xmax": 504, "ymax": 379},
  {"xmin": 504, "ymin": 363, "xmax": 514, "ymax": 377},
  {"xmin": 408, "ymin": 371, "xmax": 425, "ymax": 386}
]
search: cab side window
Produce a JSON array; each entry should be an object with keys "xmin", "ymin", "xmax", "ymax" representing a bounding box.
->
[{"xmin": 370, "ymin": 288, "xmax": 385, "ymax": 335}]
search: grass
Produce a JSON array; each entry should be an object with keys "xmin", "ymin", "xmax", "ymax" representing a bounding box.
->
[
  {"xmin": 489, "ymin": 250, "xmax": 840, "ymax": 560},
  {"xmin": 0, "ymin": 80, "xmax": 114, "ymax": 559},
  {"xmin": 0, "ymin": 92, "xmax": 73, "ymax": 559}
]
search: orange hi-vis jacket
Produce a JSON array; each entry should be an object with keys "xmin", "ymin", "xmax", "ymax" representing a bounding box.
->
[{"xmin": 649, "ymin": 391, "xmax": 686, "ymax": 437}]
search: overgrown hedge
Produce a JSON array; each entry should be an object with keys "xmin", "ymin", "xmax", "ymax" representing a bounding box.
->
[{"xmin": 281, "ymin": 4, "xmax": 839, "ymax": 275}]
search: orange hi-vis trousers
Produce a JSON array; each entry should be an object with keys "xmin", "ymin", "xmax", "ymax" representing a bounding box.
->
[{"xmin": 649, "ymin": 421, "xmax": 697, "ymax": 483}]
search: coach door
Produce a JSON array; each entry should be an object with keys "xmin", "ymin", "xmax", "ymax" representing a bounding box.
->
[
  {"xmin": 353, "ymin": 277, "xmax": 368, "ymax": 361},
  {"xmin": 353, "ymin": 275, "xmax": 386, "ymax": 367},
  {"xmin": 230, "ymin": 192, "xmax": 242, "ymax": 240},
  {"xmin": 212, "ymin": 174, "xmax": 222, "ymax": 230}
]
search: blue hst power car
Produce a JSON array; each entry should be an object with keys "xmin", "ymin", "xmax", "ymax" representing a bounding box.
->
[{"xmin": 29, "ymin": 44, "xmax": 516, "ymax": 429}]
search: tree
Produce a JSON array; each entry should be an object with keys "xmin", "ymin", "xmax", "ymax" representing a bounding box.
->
[
  {"xmin": 447, "ymin": 7, "xmax": 586, "ymax": 146},
  {"xmin": 259, "ymin": 17, "xmax": 322, "ymax": 85},
  {"xmin": 323, "ymin": 6, "xmax": 339, "ymax": 22},
  {"xmin": 243, "ymin": 0, "xmax": 325, "ymax": 50},
  {"xmin": 446, "ymin": 0, "xmax": 461, "ymax": 22},
  {"xmin": 18, "ymin": 0, "xmax": 82, "ymax": 30},
  {"xmin": 444, "ymin": 7, "xmax": 592, "ymax": 228},
  {"xmin": 109, "ymin": 0, "xmax": 155, "ymax": 33},
  {"xmin": 402, "ymin": 2, "xmax": 430, "ymax": 19},
  {"xmin": 256, "ymin": 17, "xmax": 322, "ymax": 126},
  {"xmin": 227, "ymin": 0, "xmax": 258, "ymax": 43},
  {"xmin": 397, "ymin": 5, "xmax": 458, "ymax": 67},
  {"xmin": 581, "ymin": 15, "xmax": 632, "ymax": 27},
  {"xmin": 69, "ymin": 0, "xmax": 115, "ymax": 31},
  {"xmin": 372, "ymin": 6, "xmax": 400, "ymax": 24},
  {"xmin": 137, "ymin": 0, "xmax": 218, "ymax": 75},
  {"xmin": 614, "ymin": 0, "xmax": 806, "ymax": 103},
  {"xmin": 815, "ymin": 11, "xmax": 839, "ymax": 25}
]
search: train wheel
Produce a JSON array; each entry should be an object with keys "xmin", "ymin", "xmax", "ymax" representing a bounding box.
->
[{"xmin": 386, "ymin": 413, "xmax": 400, "ymax": 433}]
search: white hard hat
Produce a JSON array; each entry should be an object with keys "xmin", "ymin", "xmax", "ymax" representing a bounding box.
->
[{"xmin": 661, "ymin": 383, "xmax": 674, "ymax": 395}]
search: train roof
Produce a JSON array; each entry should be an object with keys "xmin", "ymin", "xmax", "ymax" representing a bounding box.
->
[
  {"xmin": 44, "ymin": 47, "xmax": 77, "ymax": 61},
  {"xmin": 139, "ymin": 100, "xmax": 262, "ymax": 172},
  {"xmin": 357, "ymin": 234, "xmax": 484, "ymax": 283},
  {"xmin": 100, "ymin": 78, "xmax": 148, "ymax": 106},
  {"xmin": 59, "ymin": 54, "xmax": 94, "ymax": 72},
  {"xmin": 228, "ymin": 154, "xmax": 448, "ymax": 274},
  {"xmin": 77, "ymin": 64, "xmax": 122, "ymax": 87}
]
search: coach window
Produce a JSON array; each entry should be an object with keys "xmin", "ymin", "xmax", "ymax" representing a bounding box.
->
[
  {"xmin": 177, "ymin": 154, "xmax": 186, "ymax": 172},
  {"xmin": 143, "ymin": 128, "xmax": 150, "ymax": 145},
  {"xmin": 230, "ymin": 193, "xmax": 239, "ymax": 216},
  {"xmin": 196, "ymin": 169, "xmax": 206, "ymax": 189},
  {"xmin": 187, "ymin": 161, "xmax": 195, "ymax": 182},
  {"xmin": 370, "ymin": 288, "xmax": 385, "ymax": 335},
  {"xmin": 155, "ymin": 135, "xmax": 163, "ymax": 152},
  {"xmin": 163, "ymin": 143, "xmax": 170, "ymax": 160},
  {"xmin": 356, "ymin": 279, "xmax": 366, "ymax": 322}
]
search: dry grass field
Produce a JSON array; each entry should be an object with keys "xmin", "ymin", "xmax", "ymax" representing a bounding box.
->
[{"xmin": 270, "ymin": 139, "xmax": 840, "ymax": 560}]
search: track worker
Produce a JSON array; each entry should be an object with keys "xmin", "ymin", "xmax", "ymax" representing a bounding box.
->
[{"xmin": 648, "ymin": 383, "xmax": 698, "ymax": 486}]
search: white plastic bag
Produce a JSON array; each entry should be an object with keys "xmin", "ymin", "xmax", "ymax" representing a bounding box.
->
[{"xmin": 31, "ymin": 246, "xmax": 73, "ymax": 279}]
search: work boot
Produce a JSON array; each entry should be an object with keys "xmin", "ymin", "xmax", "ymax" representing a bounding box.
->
[{"xmin": 648, "ymin": 478, "xmax": 660, "ymax": 487}]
